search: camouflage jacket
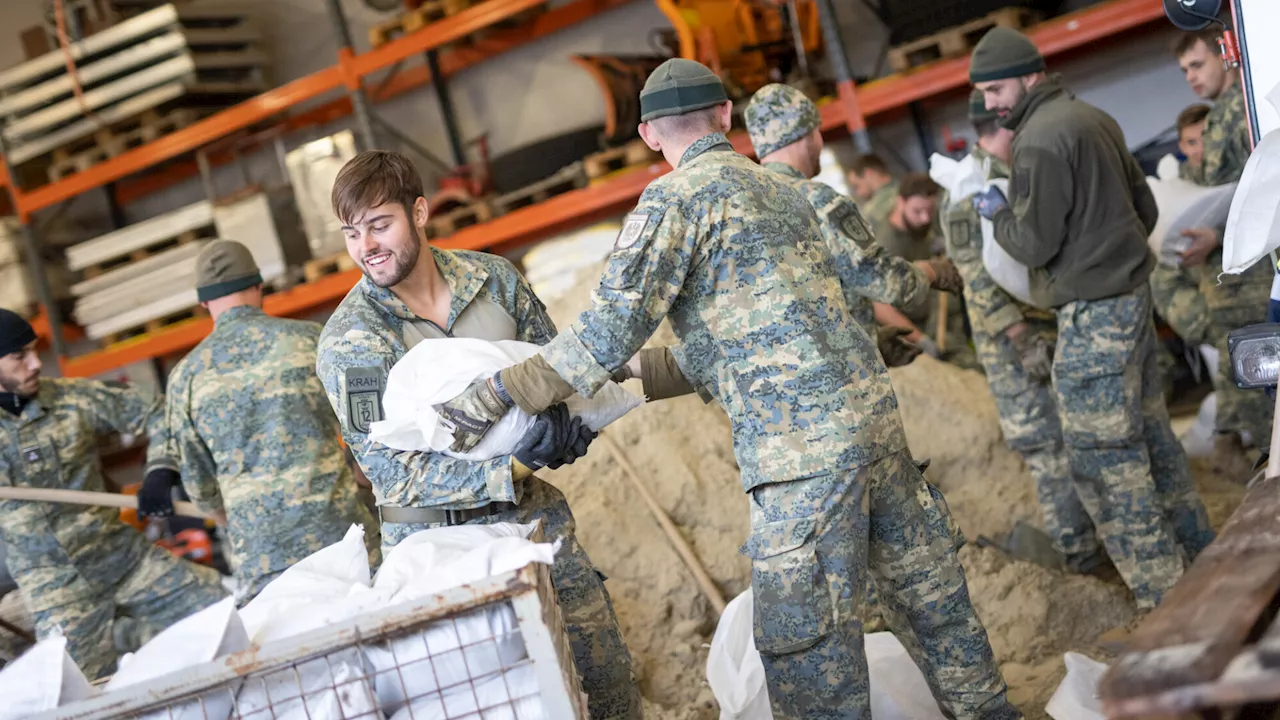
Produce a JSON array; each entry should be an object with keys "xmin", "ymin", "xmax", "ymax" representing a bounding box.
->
[
  {"xmin": 860, "ymin": 180, "xmax": 899, "ymax": 224},
  {"xmin": 1178, "ymin": 158, "xmax": 1205, "ymax": 186},
  {"xmin": 542, "ymin": 133, "xmax": 908, "ymax": 490},
  {"xmin": 0, "ymin": 378, "xmax": 171, "ymax": 611},
  {"xmin": 317, "ymin": 247, "xmax": 555, "ymax": 511},
  {"xmin": 1203, "ymin": 79, "xmax": 1252, "ymax": 186},
  {"xmin": 166, "ymin": 306, "xmax": 379, "ymax": 597},
  {"xmin": 763, "ymin": 161, "xmax": 930, "ymax": 336},
  {"xmin": 943, "ymin": 147, "xmax": 1053, "ymax": 337}
]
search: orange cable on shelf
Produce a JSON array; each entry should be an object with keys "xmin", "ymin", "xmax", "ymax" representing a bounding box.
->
[{"xmin": 53, "ymin": 0, "xmax": 104, "ymax": 128}]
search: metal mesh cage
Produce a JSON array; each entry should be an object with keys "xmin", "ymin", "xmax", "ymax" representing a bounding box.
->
[{"xmin": 35, "ymin": 560, "xmax": 587, "ymax": 720}]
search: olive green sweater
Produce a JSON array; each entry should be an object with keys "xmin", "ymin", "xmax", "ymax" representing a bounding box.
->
[{"xmin": 992, "ymin": 75, "xmax": 1157, "ymax": 308}]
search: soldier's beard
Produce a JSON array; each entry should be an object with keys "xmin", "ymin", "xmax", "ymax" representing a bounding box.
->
[
  {"xmin": 0, "ymin": 368, "xmax": 37, "ymax": 397},
  {"xmin": 364, "ymin": 240, "xmax": 421, "ymax": 288}
]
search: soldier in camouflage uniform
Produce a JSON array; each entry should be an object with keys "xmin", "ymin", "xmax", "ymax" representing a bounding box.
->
[
  {"xmin": 742, "ymin": 83, "xmax": 964, "ymax": 363},
  {"xmin": 165, "ymin": 241, "xmax": 381, "ymax": 604},
  {"xmin": 0, "ymin": 309, "xmax": 227, "ymax": 679},
  {"xmin": 435, "ymin": 59, "xmax": 1018, "ymax": 720},
  {"xmin": 315, "ymin": 151, "xmax": 641, "ymax": 720},
  {"xmin": 944, "ymin": 89, "xmax": 1101, "ymax": 570},
  {"xmin": 971, "ymin": 28, "xmax": 1215, "ymax": 609},
  {"xmin": 849, "ymin": 154, "xmax": 899, "ymax": 221},
  {"xmin": 1175, "ymin": 30, "xmax": 1273, "ymax": 475}
]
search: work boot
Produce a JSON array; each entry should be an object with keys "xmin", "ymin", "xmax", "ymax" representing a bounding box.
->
[{"xmin": 1211, "ymin": 432, "xmax": 1256, "ymax": 483}]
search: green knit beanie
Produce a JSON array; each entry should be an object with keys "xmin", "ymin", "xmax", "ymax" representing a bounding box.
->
[
  {"xmin": 968, "ymin": 27, "xmax": 1045, "ymax": 83},
  {"xmin": 196, "ymin": 239, "xmax": 263, "ymax": 303},
  {"xmin": 744, "ymin": 83, "xmax": 821, "ymax": 159},
  {"xmin": 968, "ymin": 88, "xmax": 999, "ymax": 124},
  {"xmin": 639, "ymin": 58, "xmax": 728, "ymax": 123}
]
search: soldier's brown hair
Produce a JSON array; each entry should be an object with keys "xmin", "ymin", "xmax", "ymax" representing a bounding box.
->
[
  {"xmin": 1176, "ymin": 104, "xmax": 1211, "ymax": 134},
  {"xmin": 1173, "ymin": 29, "xmax": 1223, "ymax": 58},
  {"xmin": 331, "ymin": 150, "xmax": 425, "ymax": 225},
  {"xmin": 849, "ymin": 153, "xmax": 890, "ymax": 177},
  {"xmin": 898, "ymin": 172, "xmax": 941, "ymax": 200}
]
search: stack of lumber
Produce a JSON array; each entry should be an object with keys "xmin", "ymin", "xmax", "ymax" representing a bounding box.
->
[
  {"xmin": 0, "ymin": 219, "xmax": 70, "ymax": 318},
  {"xmin": 67, "ymin": 192, "xmax": 289, "ymax": 342},
  {"xmin": 0, "ymin": 3, "xmax": 268, "ymax": 183}
]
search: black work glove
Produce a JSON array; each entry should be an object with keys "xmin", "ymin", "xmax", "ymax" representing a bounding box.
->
[
  {"xmin": 877, "ymin": 326, "xmax": 923, "ymax": 368},
  {"xmin": 1010, "ymin": 330, "xmax": 1053, "ymax": 382},
  {"xmin": 138, "ymin": 467, "xmax": 180, "ymax": 518},
  {"xmin": 549, "ymin": 415, "xmax": 597, "ymax": 469},
  {"xmin": 436, "ymin": 374, "xmax": 512, "ymax": 453}
]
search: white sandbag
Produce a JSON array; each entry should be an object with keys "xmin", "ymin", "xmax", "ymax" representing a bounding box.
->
[
  {"xmin": 706, "ymin": 589, "xmax": 770, "ymax": 720},
  {"xmin": 1180, "ymin": 391, "xmax": 1218, "ymax": 459},
  {"xmin": 239, "ymin": 524, "xmax": 379, "ymax": 644},
  {"xmin": 1045, "ymin": 652, "xmax": 1108, "ymax": 720},
  {"xmin": 0, "ymin": 634, "xmax": 95, "ymax": 719},
  {"xmin": 929, "ymin": 153, "xmax": 1034, "ymax": 306},
  {"xmin": 978, "ymin": 177, "xmax": 1036, "ymax": 306},
  {"xmin": 1156, "ymin": 152, "xmax": 1181, "ymax": 181},
  {"xmin": 707, "ymin": 590, "xmax": 944, "ymax": 720},
  {"xmin": 1146, "ymin": 174, "xmax": 1237, "ymax": 266},
  {"xmin": 106, "ymin": 598, "xmax": 249, "ymax": 720},
  {"xmin": 387, "ymin": 663, "xmax": 544, "ymax": 720},
  {"xmin": 372, "ymin": 523, "xmax": 558, "ymax": 602},
  {"xmin": 236, "ymin": 651, "xmax": 378, "ymax": 720},
  {"xmin": 365, "ymin": 604, "xmax": 526, "ymax": 714},
  {"xmin": 368, "ymin": 337, "xmax": 642, "ymax": 458},
  {"xmin": 865, "ymin": 632, "xmax": 946, "ymax": 720}
]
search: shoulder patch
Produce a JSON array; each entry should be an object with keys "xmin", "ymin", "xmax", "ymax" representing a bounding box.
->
[
  {"xmin": 343, "ymin": 366, "xmax": 385, "ymax": 435},
  {"xmin": 615, "ymin": 212, "xmax": 652, "ymax": 250},
  {"xmin": 949, "ymin": 217, "xmax": 974, "ymax": 249},
  {"xmin": 1011, "ymin": 168, "xmax": 1030, "ymax": 201},
  {"xmin": 828, "ymin": 201, "xmax": 872, "ymax": 247}
]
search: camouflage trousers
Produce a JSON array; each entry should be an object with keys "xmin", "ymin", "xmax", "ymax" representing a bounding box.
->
[
  {"xmin": 31, "ymin": 543, "xmax": 228, "ymax": 680},
  {"xmin": 1150, "ymin": 257, "xmax": 1273, "ymax": 444},
  {"xmin": 1054, "ymin": 286, "xmax": 1215, "ymax": 609},
  {"xmin": 973, "ymin": 321, "xmax": 1099, "ymax": 560},
  {"xmin": 1204, "ymin": 260, "xmax": 1273, "ymax": 444},
  {"xmin": 746, "ymin": 450, "xmax": 1019, "ymax": 720},
  {"xmin": 379, "ymin": 478, "xmax": 642, "ymax": 720}
]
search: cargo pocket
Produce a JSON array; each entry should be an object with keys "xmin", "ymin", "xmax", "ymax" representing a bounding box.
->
[
  {"xmin": 1055, "ymin": 357, "xmax": 1140, "ymax": 449},
  {"xmin": 743, "ymin": 517, "xmax": 832, "ymax": 656}
]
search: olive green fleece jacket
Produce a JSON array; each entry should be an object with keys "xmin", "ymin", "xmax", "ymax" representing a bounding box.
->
[{"xmin": 992, "ymin": 75, "xmax": 1158, "ymax": 308}]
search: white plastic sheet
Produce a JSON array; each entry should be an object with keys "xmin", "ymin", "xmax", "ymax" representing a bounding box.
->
[
  {"xmin": 0, "ymin": 634, "xmax": 95, "ymax": 719},
  {"xmin": 368, "ymin": 338, "xmax": 642, "ymax": 459},
  {"xmin": 235, "ymin": 651, "xmax": 378, "ymax": 720},
  {"xmin": 107, "ymin": 598, "xmax": 250, "ymax": 720},
  {"xmin": 1223, "ymin": 81, "xmax": 1280, "ymax": 274},
  {"xmin": 706, "ymin": 589, "xmax": 946, "ymax": 720},
  {"xmin": 1045, "ymin": 652, "xmax": 1108, "ymax": 720},
  {"xmin": 1146, "ymin": 175, "xmax": 1237, "ymax": 267}
]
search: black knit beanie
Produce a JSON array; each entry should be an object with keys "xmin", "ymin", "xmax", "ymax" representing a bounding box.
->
[
  {"xmin": 0, "ymin": 308, "xmax": 36, "ymax": 357},
  {"xmin": 969, "ymin": 27, "xmax": 1046, "ymax": 83}
]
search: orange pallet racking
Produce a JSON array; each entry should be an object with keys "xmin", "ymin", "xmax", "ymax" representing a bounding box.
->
[{"xmin": 7, "ymin": 0, "xmax": 1164, "ymax": 378}]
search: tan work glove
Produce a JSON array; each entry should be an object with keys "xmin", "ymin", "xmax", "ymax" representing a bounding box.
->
[
  {"xmin": 1008, "ymin": 324, "xmax": 1053, "ymax": 382},
  {"xmin": 920, "ymin": 257, "xmax": 964, "ymax": 295}
]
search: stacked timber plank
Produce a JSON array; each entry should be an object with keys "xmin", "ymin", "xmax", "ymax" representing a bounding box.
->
[
  {"xmin": 0, "ymin": 219, "xmax": 71, "ymax": 318},
  {"xmin": 0, "ymin": 3, "xmax": 269, "ymax": 183},
  {"xmin": 68, "ymin": 192, "xmax": 290, "ymax": 342}
]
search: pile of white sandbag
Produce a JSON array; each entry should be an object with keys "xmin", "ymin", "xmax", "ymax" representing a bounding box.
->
[{"xmin": 0, "ymin": 523, "xmax": 560, "ymax": 720}]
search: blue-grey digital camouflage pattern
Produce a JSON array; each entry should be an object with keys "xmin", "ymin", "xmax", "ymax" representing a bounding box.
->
[
  {"xmin": 165, "ymin": 305, "xmax": 382, "ymax": 603},
  {"xmin": 743, "ymin": 83, "xmax": 821, "ymax": 160},
  {"xmin": 0, "ymin": 378, "xmax": 227, "ymax": 678},
  {"xmin": 762, "ymin": 161, "xmax": 930, "ymax": 337},
  {"xmin": 537, "ymin": 131, "xmax": 1017, "ymax": 718},
  {"xmin": 316, "ymin": 246, "xmax": 642, "ymax": 719},
  {"xmin": 942, "ymin": 147, "xmax": 1099, "ymax": 560},
  {"xmin": 1054, "ymin": 286, "xmax": 1215, "ymax": 608}
]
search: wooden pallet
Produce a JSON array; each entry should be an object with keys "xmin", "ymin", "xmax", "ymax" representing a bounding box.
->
[
  {"xmin": 302, "ymin": 251, "xmax": 358, "ymax": 282},
  {"xmin": 368, "ymin": 0, "xmax": 476, "ymax": 48},
  {"xmin": 887, "ymin": 7, "xmax": 1041, "ymax": 72},
  {"xmin": 103, "ymin": 305, "xmax": 208, "ymax": 346},
  {"xmin": 583, "ymin": 139, "xmax": 660, "ymax": 180},
  {"xmin": 1100, "ymin": 471, "xmax": 1280, "ymax": 717},
  {"xmin": 47, "ymin": 107, "xmax": 201, "ymax": 182},
  {"xmin": 80, "ymin": 229, "xmax": 202, "ymax": 280},
  {"xmin": 425, "ymin": 200, "xmax": 492, "ymax": 239},
  {"xmin": 491, "ymin": 162, "xmax": 587, "ymax": 215}
]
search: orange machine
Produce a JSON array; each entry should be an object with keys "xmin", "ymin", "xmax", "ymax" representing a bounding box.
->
[{"xmin": 575, "ymin": 0, "xmax": 822, "ymax": 146}]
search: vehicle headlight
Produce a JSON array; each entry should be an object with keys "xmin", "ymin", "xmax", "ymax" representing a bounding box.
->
[{"xmin": 1228, "ymin": 324, "xmax": 1280, "ymax": 389}]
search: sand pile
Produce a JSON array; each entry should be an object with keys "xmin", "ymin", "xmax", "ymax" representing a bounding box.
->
[{"xmin": 538, "ymin": 264, "xmax": 1246, "ymax": 718}]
